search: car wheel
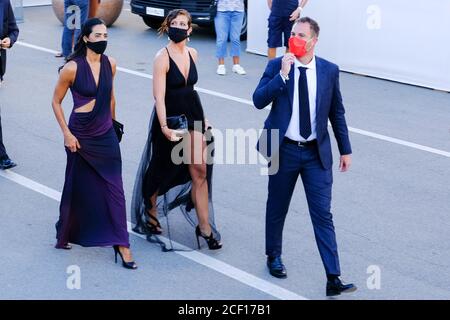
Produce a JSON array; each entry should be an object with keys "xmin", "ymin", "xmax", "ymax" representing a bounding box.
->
[{"xmin": 143, "ymin": 16, "xmax": 163, "ymax": 30}]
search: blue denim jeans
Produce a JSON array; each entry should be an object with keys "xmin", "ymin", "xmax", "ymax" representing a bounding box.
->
[
  {"xmin": 214, "ymin": 11, "xmax": 245, "ymax": 59},
  {"xmin": 61, "ymin": 0, "xmax": 89, "ymax": 58}
]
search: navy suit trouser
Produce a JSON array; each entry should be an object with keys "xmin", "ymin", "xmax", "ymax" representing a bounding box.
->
[
  {"xmin": 0, "ymin": 111, "xmax": 9, "ymax": 160},
  {"xmin": 265, "ymin": 140, "xmax": 341, "ymax": 276}
]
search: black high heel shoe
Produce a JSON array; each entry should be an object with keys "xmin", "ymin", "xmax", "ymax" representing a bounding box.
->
[
  {"xmin": 195, "ymin": 225, "xmax": 222, "ymax": 250},
  {"xmin": 146, "ymin": 212, "xmax": 163, "ymax": 235},
  {"xmin": 113, "ymin": 245, "xmax": 138, "ymax": 270}
]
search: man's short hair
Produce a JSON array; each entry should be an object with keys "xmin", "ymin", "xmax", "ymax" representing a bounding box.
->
[{"xmin": 295, "ymin": 17, "xmax": 320, "ymax": 38}]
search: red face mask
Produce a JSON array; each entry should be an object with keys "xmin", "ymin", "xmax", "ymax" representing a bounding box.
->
[{"xmin": 288, "ymin": 36, "xmax": 309, "ymax": 58}]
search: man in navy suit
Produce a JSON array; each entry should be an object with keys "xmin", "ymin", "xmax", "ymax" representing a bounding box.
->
[
  {"xmin": 0, "ymin": 0, "xmax": 19, "ymax": 170},
  {"xmin": 253, "ymin": 17, "xmax": 356, "ymax": 296}
]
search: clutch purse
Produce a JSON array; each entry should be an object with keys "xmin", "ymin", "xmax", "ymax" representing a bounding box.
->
[
  {"xmin": 166, "ymin": 114, "xmax": 188, "ymax": 131},
  {"xmin": 113, "ymin": 119, "xmax": 124, "ymax": 142}
]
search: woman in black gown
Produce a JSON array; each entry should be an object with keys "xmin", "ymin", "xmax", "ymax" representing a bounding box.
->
[{"xmin": 132, "ymin": 9, "xmax": 222, "ymax": 251}]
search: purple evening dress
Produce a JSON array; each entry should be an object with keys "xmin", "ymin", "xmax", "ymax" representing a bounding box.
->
[{"xmin": 55, "ymin": 54, "xmax": 130, "ymax": 248}]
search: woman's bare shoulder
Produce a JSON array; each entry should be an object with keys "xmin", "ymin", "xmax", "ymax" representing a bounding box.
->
[
  {"xmin": 187, "ymin": 47, "xmax": 198, "ymax": 61},
  {"xmin": 107, "ymin": 56, "xmax": 117, "ymax": 68},
  {"xmin": 60, "ymin": 61, "xmax": 77, "ymax": 77},
  {"xmin": 154, "ymin": 48, "xmax": 170, "ymax": 72},
  {"xmin": 155, "ymin": 47, "xmax": 170, "ymax": 61}
]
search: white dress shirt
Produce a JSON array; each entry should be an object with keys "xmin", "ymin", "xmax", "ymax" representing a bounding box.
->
[{"xmin": 284, "ymin": 56, "xmax": 317, "ymax": 142}]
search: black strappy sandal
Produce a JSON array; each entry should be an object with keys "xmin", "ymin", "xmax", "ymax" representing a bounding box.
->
[
  {"xmin": 195, "ymin": 225, "xmax": 222, "ymax": 250},
  {"xmin": 146, "ymin": 213, "xmax": 163, "ymax": 235}
]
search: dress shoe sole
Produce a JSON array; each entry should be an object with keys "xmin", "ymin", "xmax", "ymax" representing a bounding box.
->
[
  {"xmin": 55, "ymin": 244, "xmax": 72, "ymax": 250},
  {"xmin": 343, "ymin": 286, "xmax": 357, "ymax": 293},
  {"xmin": 268, "ymin": 270, "xmax": 287, "ymax": 279},
  {"xmin": 326, "ymin": 290, "xmax": 340, "ymax": 297},
  {"xmin": 326, "ymin": 286, "xmax": 357, "ymax": 297},
  {"xmin": 0, "ymin": 163, "xmax": 17, "ymax": 170}
]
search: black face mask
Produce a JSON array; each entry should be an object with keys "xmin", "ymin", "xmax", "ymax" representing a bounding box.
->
[
  {"xmin": 168, "ymin": 27, "xmax": 189, "ymax": 43},
  {"xmin": 86, "ymin": 40, "xmax": 107, "ymax": 55}
]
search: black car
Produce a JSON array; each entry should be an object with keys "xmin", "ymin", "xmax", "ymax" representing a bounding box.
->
[{"xmin": 130, "ymin": 0, "xmax": 247, "ymax": 39}]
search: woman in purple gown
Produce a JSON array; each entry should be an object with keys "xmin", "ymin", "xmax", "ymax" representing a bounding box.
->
[{"xmin": 51, "ymin": 18, "xmax": 137, "ymax": 269}]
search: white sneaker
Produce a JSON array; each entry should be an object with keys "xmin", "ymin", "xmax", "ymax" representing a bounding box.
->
[
  {"xmin": 216, "ymin": 64, "xmax": 226, "ymax": 76},
  {"xmin": 232, "ymin": 64, "xmax": 247, "ymax": 75}
]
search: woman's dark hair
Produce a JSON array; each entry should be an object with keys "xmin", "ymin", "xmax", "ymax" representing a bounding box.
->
[
  {"xmin": 158, "ymin": 9, "xmax": 192, "ymax": 35},
  {"xmin": 59, "ymin": 18, "xmax": 106, "ymax": 72}
]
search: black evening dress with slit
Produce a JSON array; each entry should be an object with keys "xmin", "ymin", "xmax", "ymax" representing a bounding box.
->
[{"xmin": 131, "ymin": 48, "xmax": 220, "ymax": 251}]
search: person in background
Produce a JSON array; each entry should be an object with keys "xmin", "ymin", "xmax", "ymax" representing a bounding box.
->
[
  {"xmin": 88, "ymin": 0, "xmax": 101, "ymax": 18},
  {"xmin": 0, "ymin": 0, "xmax": 19, "ymax": 83},
  {"xmin": 55, "ymin": 0, "xmax": 89, "ymax": 59},
  {"xmin": 267, "ymin": 0, "xmax": 308, "ymax": 60},
  {"xmin": 0, "ymin": 109, "xmax": 16, "ymax": 170},
  {"xmin": 215, "ymin": 0, "xmax": 246, "ymax": 75},
  {"xmin": 0, "ymin": 0, "xmax": 19, "ymax": 170}
]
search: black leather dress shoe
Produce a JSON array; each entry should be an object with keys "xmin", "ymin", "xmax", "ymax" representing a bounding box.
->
[
  {"xmin": 0, "ymin": 158, "xmax": 17, "ymax": 170},
  {"xmin": 267, "ymin": 256, "xmax": 287, "ymax": 279},
  {"xmin": 326, "ymin": 277, "xmax": 357, "ymax": 296}
]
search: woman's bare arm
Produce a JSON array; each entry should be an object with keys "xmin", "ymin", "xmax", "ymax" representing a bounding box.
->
[
  {"xmin": 51, "ymin": 62, "xmax": 80, "ymax": 152},
  {"xmin": 153, "ymin": 50, "xmax": 169, "ymax": 128},
  {"xmin": 109, "ymin": 56, "xmax": 117, "ymax": 120},
  {"xmin": 52, "ymin": 63, "xmax": 74, "ymax": 135}
]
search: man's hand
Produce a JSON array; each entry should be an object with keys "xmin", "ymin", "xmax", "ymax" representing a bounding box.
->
[
  {"xmin": 339, "ymin": 154, "xmax": 352, "ymax": 172},
  {"xmin": 1, "ymin": 37, "xmax": 11, "ymax": 49},
  {"xmin": 281, "ymin": 53, "xmax": 295, "ymax": 79}
]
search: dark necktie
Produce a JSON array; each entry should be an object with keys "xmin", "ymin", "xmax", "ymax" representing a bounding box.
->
[{"xmin": 298, "ymin": 66, "xmax": 311, "ymax": 140}]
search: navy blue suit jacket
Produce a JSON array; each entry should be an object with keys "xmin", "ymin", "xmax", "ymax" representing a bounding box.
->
[
  {"xmin": 0, "ymin": 0, "xmax": 19, "ymax": 45},
  {"xmin": 0, "ymin": 0, "xmax": 19, "ymax": 78},
  {"xmin": 253, "ymin": 56, "xmax": 352, "ymax": 170}
]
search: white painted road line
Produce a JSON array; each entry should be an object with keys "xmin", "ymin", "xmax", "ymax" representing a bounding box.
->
[
  {"xmin": 349, "ymin": 127, "xmax": 450, "ymax": 158},
  {"xmin": 0, "ymin": 170, "xmax": 62, "ymax": 201},
  {"xmin": 0, "ymin": 169, "xmax": 307, "ymax": 300},
  {"xmin": 127, "ymin": 223, "xmax": 306, "ymax": 300},
  {"xmin": 16, "ymin": 41, "xmax": 60, "ymax": 55},
  {"xmin": 15, "ymin": 41, "xmax": 450, "ymax": 160}
]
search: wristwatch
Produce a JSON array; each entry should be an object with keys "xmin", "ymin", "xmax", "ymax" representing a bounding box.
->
[{"xmin": 280, "ymin": 71, "xmax": 289, "ymax": 82}]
